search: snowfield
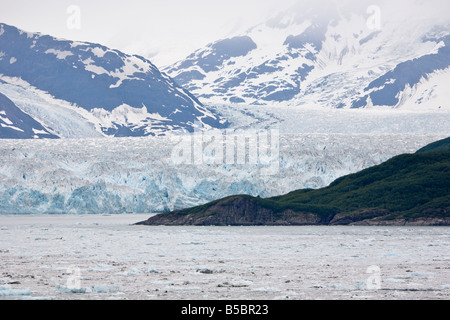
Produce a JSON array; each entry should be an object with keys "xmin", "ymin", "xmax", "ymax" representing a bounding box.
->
[{"xmin": 0, "ymin": 214, "xmax": 448, "ymax": 300}]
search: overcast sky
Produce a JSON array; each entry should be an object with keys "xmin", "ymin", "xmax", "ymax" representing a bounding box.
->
[
  {"xmin": 0, "ymin": 0, "xmax": 300, "ymax": 66},
  {"xmin": 1, "ymin": 0, "xmax": 449, "ymax": 67}
]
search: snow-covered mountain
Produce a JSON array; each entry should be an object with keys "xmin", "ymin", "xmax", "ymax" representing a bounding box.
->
[
  {"xmin": 0, "ymin": 23, "xmax": 226, "ymax": 138},
  {"xmin": 165, "ymin": 0, "xmax": 450, "ymax": 110}
]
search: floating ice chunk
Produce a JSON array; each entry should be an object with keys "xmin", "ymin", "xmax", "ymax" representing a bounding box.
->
[
  {"xmin": 0, "ymin": 285, "xmax": 31, "ymax": 297},
  {"xmin": 117, "ymin": 268, "xmax": 142, "ymax": 276},
  {"xmin": 410, "ymin": 272, "xmax": 434, "ymax": 277},
  {"xmin": 182, "ymin": 242, "xmax": 205, "ymax": 245},
  {"xmin": 217, "ymin": 281, "xmax": 252, "ymax": 288},
  {"xmin": 20, "ymin": 296, "xmax": 54, "ymax": 300},
  {"xmin": 144, "ymin": 267, "xmax": 159, "ymax": 274},
  {"xmin": 385, "ymin": 253, "xmax": 399, "ymax": 257},
  {"xmin": 55, "ymin": 285, "xmax": 89, "ymax": 294},
  {"xmin": 251, "ymin": 287, "xmax": 279, "ymax": 292},
  {"xmin": 196, "ymin": 268, "xmax": 214, "ymax": 274},
  {"xmin": 354, "ymin": 282, "xmax": 367, "ymax": 290},
  {"xmin": 92, "ymin": 285, "xmax": 119, "ymax": 293},
  {"xmin": 88, "ymin": 264, "xmax": 116, "ymax": 272},
  {"xmin": 331, "ymin": 284, "xmax": 350, "ymax": 290},
  {"xmin": 19, "ymin": 296, "xmax": 54, "ymax": 300}
]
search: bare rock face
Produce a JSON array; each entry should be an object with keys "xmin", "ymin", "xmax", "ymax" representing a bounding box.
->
[
  {"xmin": 351, "ymin": 216, "xmax": 450, "ymax": 226},
  {"xmin": 137, "ymin": 196, "xmax": 326, "ymax": 226},
  {"xmin": 137, "ymin": 197, "xmax": 450, "ymax": 227},
  {"xmin": 329, "ymin": 209, "xmax": 390, "ymax": 225}
]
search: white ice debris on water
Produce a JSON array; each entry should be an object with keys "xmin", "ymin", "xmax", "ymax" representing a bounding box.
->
[{"xmin": 0, "ymin": 215, "xmax": 449, "ymax": 300}]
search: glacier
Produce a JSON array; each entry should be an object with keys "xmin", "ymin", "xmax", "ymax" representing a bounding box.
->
[
  {"xmin": 0, "ymin": 102, "xmax": 449, "ymax": 214},
  {"xmin": 0, "ymin": 92, "xmax": 57, "ymax": 139}
]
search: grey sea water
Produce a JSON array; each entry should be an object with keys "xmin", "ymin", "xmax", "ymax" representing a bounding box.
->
[{"xmin": 0, "ymin": 214, "xmax": 449, "ymax": 300}]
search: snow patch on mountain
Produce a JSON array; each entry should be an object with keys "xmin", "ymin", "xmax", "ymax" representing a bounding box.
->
[{"xmin": 45, "ymin": 49, "xmax": 74, "ymax": 60}]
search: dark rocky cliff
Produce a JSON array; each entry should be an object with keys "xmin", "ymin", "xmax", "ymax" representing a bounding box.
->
[{"xmin": 137, "ymin": 196, "xmax": 328, "ymax": 226}]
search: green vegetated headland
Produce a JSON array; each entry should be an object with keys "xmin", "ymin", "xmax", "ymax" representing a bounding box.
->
[{"xmin": 138, "ymin": 137, "xmax": 450, "ymax": 226}]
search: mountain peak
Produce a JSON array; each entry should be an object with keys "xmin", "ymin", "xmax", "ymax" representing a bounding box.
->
[
  {"xmin": 164, "ymin": 2, "xmax": 450, "ymax": 110},
  {"xmin": 0, "ymin": 23, "xmax": 226, "ymax": 138}
]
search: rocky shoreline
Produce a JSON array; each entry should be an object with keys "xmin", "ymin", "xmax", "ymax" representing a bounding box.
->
[{"xmin": 136, "ymin": 196, "xmax": 450, "ymax": 227}]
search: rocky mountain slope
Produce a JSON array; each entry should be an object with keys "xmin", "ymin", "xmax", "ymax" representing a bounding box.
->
[{"xmin": 0, "ymin": 23, "xmax": 225, "ymax": 138}]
